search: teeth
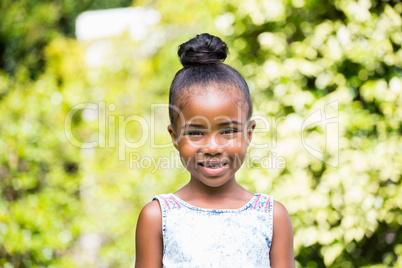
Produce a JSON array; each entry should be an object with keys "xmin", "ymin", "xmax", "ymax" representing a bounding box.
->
[{"xmin": 207, "ymin": 163, "xmax": 225, "ymax": 168}]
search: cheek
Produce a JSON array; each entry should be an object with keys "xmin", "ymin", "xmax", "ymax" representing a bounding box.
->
[
  {"xmin": 178, "ymin": 142, "xmax": 197, "ymax": 158},
  {"xmin": 177, "ymin": 144, "xmax": 197, "ymax": 168},
  {"xmin": 227, "ymin": 136, "xmax": 248, "ymax": 149},
  {"xmin": 225, "ymin": 142, "xmax": 247, "ymax": 160}
]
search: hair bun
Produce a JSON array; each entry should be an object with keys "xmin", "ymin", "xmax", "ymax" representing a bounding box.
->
[{"xmin": 178, "ymin": 33, "xmax": 228, "ymax": 68}]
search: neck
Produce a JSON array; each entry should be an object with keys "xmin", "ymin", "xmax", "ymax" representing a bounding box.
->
[
  {"xmin": 186, "ymin": 176, "xmax": 244, "ymax": 198},
  {"xmin": 174, "ymin": 176, "xmax": 253, "ymax": 209}
]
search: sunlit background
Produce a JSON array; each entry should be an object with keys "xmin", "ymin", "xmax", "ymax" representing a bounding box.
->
[{"xmin": 1, "ymin": 0, "xmax": 401, "ymax": 267}]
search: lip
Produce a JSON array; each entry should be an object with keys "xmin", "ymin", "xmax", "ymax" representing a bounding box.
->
[{"xmin": 197, "ymin": 162, "xmax": 229, "ymax": 177}]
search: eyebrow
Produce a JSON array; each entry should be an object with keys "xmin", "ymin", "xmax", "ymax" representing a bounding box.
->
[
  {"xmin": 181, "ymin": 121, "xmax": 243, "ymax": 129},
  {"xmin": 217, "ymin": 120, "xmax": 243, "ymax": 126},
  {"xmin": 181, "ymin": 123, "xmax": 205, "ymax": 129}
]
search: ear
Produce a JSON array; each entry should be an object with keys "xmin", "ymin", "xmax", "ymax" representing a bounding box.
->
[
  {"xmin": 246, "ymin": 120, "xmax": 256, "ymax": 144},
  {"xmin": 167, "ymin": 124, "xmax": 179, "ymax": 150}
]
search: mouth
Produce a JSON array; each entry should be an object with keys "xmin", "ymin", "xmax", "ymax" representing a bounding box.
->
[
  {"xmin": 197, "ymin": 161, "xmax": 229, "ymax": 177},
  {"xmin": 199, "ymin": 162, "xmax": 228, "ymax": 169}
]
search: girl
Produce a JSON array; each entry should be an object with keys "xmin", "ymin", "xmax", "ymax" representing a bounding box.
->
[{"xmin": 135, "ymin": 33, "xmax": 294, "ymax": 267}]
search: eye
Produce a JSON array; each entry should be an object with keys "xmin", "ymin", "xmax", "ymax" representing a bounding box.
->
[
  {"xmin": 185, "ymin": 130, "xmax": 204, "ymax": 136},
  {"xmin": 221, "ymin": 128, "xmax": 239, "ymax": 135}
]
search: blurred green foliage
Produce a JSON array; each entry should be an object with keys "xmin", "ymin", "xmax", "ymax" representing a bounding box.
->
[{"xmin": 0, "ymin": 0, "xmax": 401, "ymax": 267}]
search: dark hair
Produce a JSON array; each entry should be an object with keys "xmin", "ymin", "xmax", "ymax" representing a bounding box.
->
[{"xmin": 169, "ymin": 33, "xmax": 252, "ymax": 127}]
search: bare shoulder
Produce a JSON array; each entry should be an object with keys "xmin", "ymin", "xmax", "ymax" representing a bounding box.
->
[
  {"xmin": 272, "ymin": 200, "xmax": 293, "ymax": 238},
  {"xmin": 139, "ymin": 199, "xmax": 162, "ymax": 222},
  {"xmin": 273, "ymin": 200, "xmax": 291, "ymax": 223},
  {"xmin": 270, "ymin": 200, "xmax": 295, "ymax": 268},
  {"xmin": 135, "ymin": 200, "xmax": 163, "ymax": 268},
  {"xmin": 136, "ymin": 199, "xmax": 163, "ymax": 240}
]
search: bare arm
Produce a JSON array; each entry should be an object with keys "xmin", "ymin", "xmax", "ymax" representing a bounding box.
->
[
  {"xmin": 270, "ymin": 201, "xmax": 295, "ymax": 268},
  {"xmin": 135, "ymin": 200, "xmax": 163, "ymax": 268}
]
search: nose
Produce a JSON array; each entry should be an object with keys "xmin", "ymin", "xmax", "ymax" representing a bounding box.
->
[
  {"xmin": 201, "ymin": 146, "xmax": 223, "ymax": 155},
  {"xmin": 200, "ymin": 135, "xmax": 224, "ymax": 155}
]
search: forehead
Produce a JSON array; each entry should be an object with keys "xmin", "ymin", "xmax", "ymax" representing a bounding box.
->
[{"xmin": 178, "ymin": 86, "xmax": 248, "ymax": 124}]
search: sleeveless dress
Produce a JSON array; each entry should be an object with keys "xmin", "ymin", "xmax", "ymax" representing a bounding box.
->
[{"xmin": 153, "ymin": 193, "xmax": 274, "ymax": 268}]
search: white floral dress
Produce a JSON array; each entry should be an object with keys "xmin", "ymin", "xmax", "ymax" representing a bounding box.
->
[{"xmin": 152, "ymin": 193, "xmax": 274, "ymax": 268}]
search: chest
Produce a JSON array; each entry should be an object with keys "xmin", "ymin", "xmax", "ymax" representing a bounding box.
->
[{"xmin": 163, "ymin": 210, "xmax": 272, "ymax": 267}]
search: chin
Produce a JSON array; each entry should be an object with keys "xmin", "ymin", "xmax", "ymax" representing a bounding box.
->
[{"xmin": 195, "ymin": 175, "xmax": 234, "ymax": 188}]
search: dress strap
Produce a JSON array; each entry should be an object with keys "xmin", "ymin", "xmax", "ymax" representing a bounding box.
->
[
  {"xmin": 153, "ymin": 194, "xmax": 181, "ymax": 212},
  {"xmin": 152, "ymin": 194, "xmax": 182, "ymax": 245},
  {"xmin": 251, "ymin": 193, "xmax": 274, "ymax": 248},
  {"xmin": 252, "ymin": 193, "xmax": 273, "ymax": 213}
]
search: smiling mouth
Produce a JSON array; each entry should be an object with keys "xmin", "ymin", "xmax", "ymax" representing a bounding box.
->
[{"xmin": 198, "ymin": 162, "xmax": 228, "ymax": 169}]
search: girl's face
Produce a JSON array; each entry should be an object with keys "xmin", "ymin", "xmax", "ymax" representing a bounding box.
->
[{"xmin": 168, "ymin": 85, "xmax": 255, "ymax": 188}]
